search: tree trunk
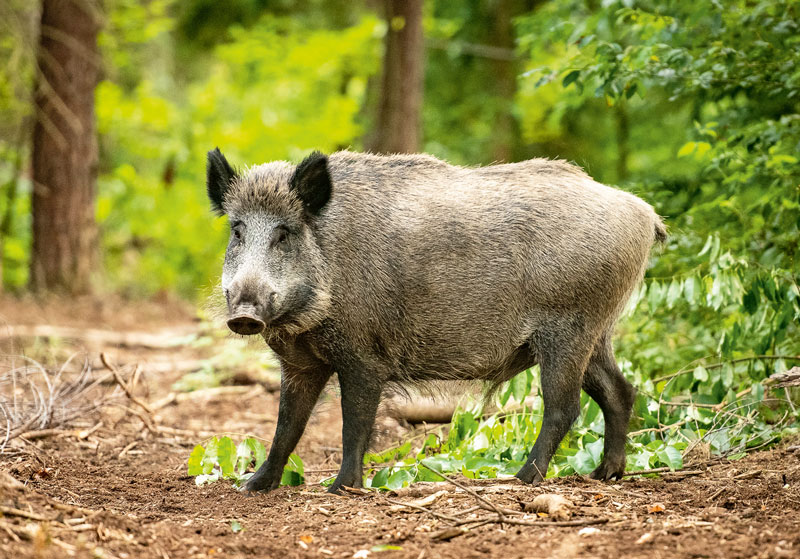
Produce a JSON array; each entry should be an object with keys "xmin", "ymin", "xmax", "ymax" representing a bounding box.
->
[
  {"xmin": 30, "ymin": 0, "xmax": 100, "ymax": 294},
  {"xmin": 490, "ymin": 0, "xmax": 518, "ymax": 163},
  {"xmin": 368, "ymin": 0, "xmax": 424, "ymax": 154}
]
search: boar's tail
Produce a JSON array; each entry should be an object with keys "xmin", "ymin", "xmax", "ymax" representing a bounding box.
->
[{"xmin": 654, "ymin": 219, "xmax": 668, "ymax": 244}]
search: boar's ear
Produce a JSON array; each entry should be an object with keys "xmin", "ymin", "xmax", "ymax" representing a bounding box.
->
[
  {"xmin": 206, "ymin": 148, "xmax": 238, "ymax": 215},
  {"xmin": 290, "ymin": 151, "xmax": 332, "ymax": 216}
]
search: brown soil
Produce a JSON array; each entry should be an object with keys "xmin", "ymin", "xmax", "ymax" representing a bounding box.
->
[{"xmin": 1, "ymin": 296, "xmax": 799, "ymax": 559}]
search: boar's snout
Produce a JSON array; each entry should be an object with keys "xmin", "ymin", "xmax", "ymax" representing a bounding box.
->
[
  {"xmin": 225, "ymin": 277, "xmax": 275, "ymax": 335},
  {"xmin": 227, "ymin": 312, "xmax": 266, "ymax": 335}
]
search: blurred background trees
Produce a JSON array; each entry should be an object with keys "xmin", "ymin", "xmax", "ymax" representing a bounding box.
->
[{"xmin": 0, "ymin": 1, "xmax": 797, "ymax": 370}]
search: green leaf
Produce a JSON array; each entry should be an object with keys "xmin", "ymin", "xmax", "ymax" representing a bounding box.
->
[
  {"xmin": 235, "ymin": 440, "xmax": 253, "ymax": 475},
  {"xmin": 230, "ymin": 520, "xmax": 243, "ymax": 533},
  {"xmin": 656, "ymin": 445, "xmax": 683, "ymax": 470},
  {"xmin": 562, "ymin": 70, "xmax": 580, "ymax": 88},
  {"xmin": 247, "ymin": 438, "xmax": 267, "ymax": 470},
  {"xmin": 666, "ymin": 279, "xmax": 683, "ymax": 308},
  {"xmin": 648, "ymin": 281, "xmax": 663, "ymax": 310},
  {"xmin": 217, "ymin": 436, "xmax": 236, "ymax": 477},
  {"xmin": 742, "ymin": 287, "xmax": 759, "ymax": 314},
  {"xmin": 385, "ymin": 468, "xmax": 414, "ymax": 490},
  {"xmin": 200, "ymin": 437, "xmax": 220, "ymax": 475},
  {"xmin": 369, "ymin": 467, "xmax": 391, "ymax": 488},
  {"xmin": 280, "ymin": 453, "xmax": 305, "ymax": 486},
  {"xmin": 677, "ymin": 141, "xmax": 696, "ymax": 157},
  {"xmin": 510, "ymin": 370, "xmax": 531, "ymax": 403},
  {"xmin": 187, "ymin": 444, "xmax": 207, "ymax": 476},
  {"xmin": 566, "ymin": 448, "xmax": 597, "ymax": 475},
  {"xmin": 693, "ymin": 365, "xmax": 708, "ymax": 382}
]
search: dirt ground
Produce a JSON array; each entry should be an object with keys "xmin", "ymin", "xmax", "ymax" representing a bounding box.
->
[{"xmin": 1, "ymin": 296, "xmax": 799, "ymax": 559}]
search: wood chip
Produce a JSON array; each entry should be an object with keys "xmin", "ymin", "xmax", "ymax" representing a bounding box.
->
[{"xmin": 430, "ymin": 526, "xmax": 468, "ymax": 541}]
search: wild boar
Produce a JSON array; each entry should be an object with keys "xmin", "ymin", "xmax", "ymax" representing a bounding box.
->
[{"xmin": 206, "ymin": 148, "xmax": 666, "ymax": 493}]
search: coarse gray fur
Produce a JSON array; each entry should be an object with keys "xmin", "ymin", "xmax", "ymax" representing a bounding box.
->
[{"xmin": 207, "ymin": 149, "xmax": 666, "ymax": 494}]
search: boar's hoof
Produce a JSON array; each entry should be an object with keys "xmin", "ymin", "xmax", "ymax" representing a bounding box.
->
[
  {"xmin": 515, "ymin": 463, "xmax": 545, "ymax": 485},
  {"xmin": 242, "ymin": 476, "xmax": 277, "ymax": 494},
  {"xmin": 589, "ymin": 458, "xmax": 625, "ymax": 481},
  {"xmin": 227, "ymin": 314, "xmax": 266, "ymax": 336}
]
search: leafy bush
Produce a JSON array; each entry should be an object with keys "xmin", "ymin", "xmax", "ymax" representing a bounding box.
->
[{"xmin": 187, "ymin": 435, "xmax": 304, "ymax": 488}]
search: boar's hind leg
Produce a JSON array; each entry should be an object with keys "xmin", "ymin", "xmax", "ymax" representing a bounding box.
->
[
  {"xmin": 516, "ymin": 334, "xmax": 594, "ymax": 484},
  {"xmin": 328, "ymin": 369, "xmax": 382, "ymax": 494},
  {"xmin": 244, "ymin": 364, "xmax": 333, "ymax": 493},
  {"xmin": 582, "ymin": 333, "xmax": 635, "ymax": 480}
]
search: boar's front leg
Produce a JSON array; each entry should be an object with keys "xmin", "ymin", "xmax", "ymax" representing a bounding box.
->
[
  {"xmin": 245, "ymin": 363, "xmax": 332, "ymax": 493},
  {"xmin": 328, "ymin": 369, "xmax": 382, "ymax": 494}
]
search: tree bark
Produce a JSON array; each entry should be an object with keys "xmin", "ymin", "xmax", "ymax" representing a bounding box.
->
[
  {"xmin": 490, "ymin": 0, "xmax": 518, "ymax": 163},
  {"xmin": 368, "ymin": 0, "xmax": 424, "ymax": 154},
  {"xmin": 30, "ymin": 0, "xmax": 100, "ymax": 294}
]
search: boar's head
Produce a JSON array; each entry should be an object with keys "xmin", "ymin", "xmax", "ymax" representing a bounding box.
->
[{"xmin": 206, "ymin": 148, "xmax": 332, "ymax": 337}]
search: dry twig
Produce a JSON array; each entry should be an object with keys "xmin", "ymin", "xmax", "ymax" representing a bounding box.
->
[
  {"xmin": 100, "ymin": 354, "xmax": 152, "ymax": 415},
  {"xmin": 418, "ymin": 461, "xmax": 507, "ymax": 521}
]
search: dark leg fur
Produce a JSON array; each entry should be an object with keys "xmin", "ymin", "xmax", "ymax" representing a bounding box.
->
[
  {"xmin": 244, "ymin": 364, "xmax": 332, "ymax": 493},
  {"xmin": 328, "ymin": 369, "xmax": 382, "ymax": 493},
  {"xmin": 582, "ymin": 333, "xmax": 636, "ymax": 480},
  {"xmin": 516, "ymin": 332, "xmax": 593, "ymax": 484}
]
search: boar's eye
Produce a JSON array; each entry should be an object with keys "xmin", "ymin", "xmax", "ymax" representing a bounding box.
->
[
  {"xmin": 270, "ymin": 226, "xmax": 290, "ymax": 250},
  {"xmin": 230, "ymin": 221, "xmax": 244, "ymax": 245}
]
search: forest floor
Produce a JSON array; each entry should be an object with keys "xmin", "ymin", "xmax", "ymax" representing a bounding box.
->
[{"xmin": 0, "ymin": 295, "xmax": 798, "ymax": 559}]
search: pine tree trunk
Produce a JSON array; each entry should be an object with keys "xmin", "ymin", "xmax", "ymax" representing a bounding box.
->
[
  {"xmin": 30, "ymin": 0, "xmax": 100, "ymax": 294},
  {"xmin": 368, "ymin": 0, "xmax": 424, "ymax": 154}
]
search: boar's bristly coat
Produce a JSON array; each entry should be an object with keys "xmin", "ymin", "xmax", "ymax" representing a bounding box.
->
[{"xmin": 206, "ymin": 148, "xmax": 666, "ymax": 493}]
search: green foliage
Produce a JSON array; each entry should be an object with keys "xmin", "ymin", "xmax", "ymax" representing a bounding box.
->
[
  {"xmin": 187, "ymin": 435, "xmax": 303, "ymax": 488},
  {"xmin": 93, "ymin": 4, "xmax": 380, "ymax": 298}
]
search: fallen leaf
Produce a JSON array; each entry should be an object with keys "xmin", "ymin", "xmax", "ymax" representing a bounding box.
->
[
  {"xmin": 299, "ymin": 534, "xmax": 313, "ymax": 543},
  {"xmin": 647, "ymin": 503, "xmax": 665, "ymax": 514},
  {"xmin": 525, "ymin": 494, "xmax": 574, "ymax": 521}
]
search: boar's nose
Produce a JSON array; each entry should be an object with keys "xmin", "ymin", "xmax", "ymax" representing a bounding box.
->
[
  {"xmin": 226, "ymin": 276, "xmax": 273, "ymax": 335},
  {"xmin": 227, "ymin": 312, "xmax": 266, "ymax": 335}
]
